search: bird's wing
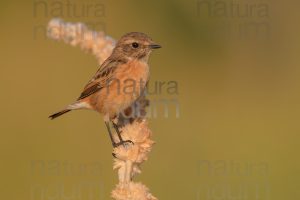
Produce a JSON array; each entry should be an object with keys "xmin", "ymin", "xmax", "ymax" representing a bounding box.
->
[{"xmin": 77, "ymin": 58, "xmax": 122, "ymax": 100}]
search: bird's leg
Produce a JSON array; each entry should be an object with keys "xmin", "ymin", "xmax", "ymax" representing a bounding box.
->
[
  {"xmin": 112, "ymin": 122, "xmax": 122, "ymax": 141},
  {"xmin": 112, "ymin": 121, "xmax": 134, "ymax": 147},
  {"xmin": 105, "ymin": 121, "xmax": 117, "ymax": 147}
]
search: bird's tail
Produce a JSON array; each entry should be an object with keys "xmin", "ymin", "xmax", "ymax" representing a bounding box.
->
[
  {"xmin": 49, "ymin": 102, "xmax": 86, "ymax": 120},
  {"xmin": 49, "ymin": 109, "xmax": 71, "ymax": 120}
]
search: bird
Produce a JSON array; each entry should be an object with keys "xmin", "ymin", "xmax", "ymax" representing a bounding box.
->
[{"xmin": 49, "ymin": 32, "xmax": 161, "ymax": 147}]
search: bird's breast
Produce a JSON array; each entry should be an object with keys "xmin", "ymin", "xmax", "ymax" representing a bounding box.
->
[
  {"xmin": 114, "ymin": 59, "xmax": 149, "ymax": 92},
  {"xmin": 94, "ymin": 59, "xmax": 149, "ymax": 117}
]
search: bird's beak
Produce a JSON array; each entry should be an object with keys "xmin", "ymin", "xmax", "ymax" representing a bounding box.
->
[{"xmin": 149, "ymin": 43, "xmax": 162, "ymax": 49}]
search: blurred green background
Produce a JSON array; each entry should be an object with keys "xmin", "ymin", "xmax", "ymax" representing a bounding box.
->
[{"xmin": 0, "ymin": 0, "xmax": 299, "ymax": 199}]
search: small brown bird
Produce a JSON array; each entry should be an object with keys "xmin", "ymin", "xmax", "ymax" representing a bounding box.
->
[{"xmin": 49, "ymin": 32, "xmax": 161, "ymax": 147}]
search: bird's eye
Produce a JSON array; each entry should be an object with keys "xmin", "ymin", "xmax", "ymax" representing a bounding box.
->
[{"xmin": 132, "ymin": 42, "xmax": 139, "ymax": 48}]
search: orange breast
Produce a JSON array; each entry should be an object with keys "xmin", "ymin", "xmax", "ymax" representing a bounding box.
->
[{"xmin": 88, "ymin": 59, "xmax": 149, "ymax": 118}]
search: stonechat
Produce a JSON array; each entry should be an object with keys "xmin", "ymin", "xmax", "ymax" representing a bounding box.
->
[{"xmin": 49, "ymin": 32, "xmax": 161, "ymax": 147}]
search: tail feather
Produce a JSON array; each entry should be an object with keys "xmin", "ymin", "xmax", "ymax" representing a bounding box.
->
[
  {"xmin": 49, "ymin": 102, "xmax": 88, "ymax": 120},
  {"xmin": 49, "ymin": 109, "xmax": 71, "ymax": 120}
]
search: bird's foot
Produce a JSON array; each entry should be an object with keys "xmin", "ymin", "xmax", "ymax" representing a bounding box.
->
[{"xmin": 113, "ymin": 140, "xmax": 134, "ymax": 148}]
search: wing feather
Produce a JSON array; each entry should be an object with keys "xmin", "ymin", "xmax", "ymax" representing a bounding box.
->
[{"xmin": 77, "ymin": 58, "xmax": 125, "ymax": 100}]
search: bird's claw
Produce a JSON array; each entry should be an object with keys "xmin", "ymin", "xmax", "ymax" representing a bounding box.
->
[{"xmin": 113, "ymin": 140, "xmax": 134, "ymax": 148}]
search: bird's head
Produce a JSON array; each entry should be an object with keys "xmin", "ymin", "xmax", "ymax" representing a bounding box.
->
[{"xmin": 112, "ymin": 32, "xmax": 161, "ymax": 62}]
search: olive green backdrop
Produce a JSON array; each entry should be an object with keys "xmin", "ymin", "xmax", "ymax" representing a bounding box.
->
[{"xmin": 0, "ymin": 0, "xmax": 299, "ymax": 199}]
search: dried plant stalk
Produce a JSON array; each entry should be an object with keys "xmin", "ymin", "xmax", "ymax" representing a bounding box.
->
[
  {"xmin": 47, "ymin": 18, "xmax": 115, "ymax": 64},
  {"xmin": 47, "ymin": 18, "xmax": 157, "ymax": 200}
]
